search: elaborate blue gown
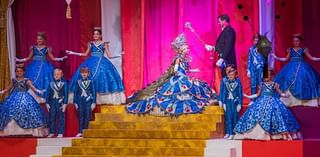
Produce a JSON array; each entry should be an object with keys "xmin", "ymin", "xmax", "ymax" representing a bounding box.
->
[
  {"xmin": 127, "ymin": 55, "xmax": 217, "ymax": 116},
  {"xmin": 25, "ymin": 46, "xmax": 54, "ymax": 103},
  {"xmin": 69, "ymin": 42, "xmax": 125, "ymax": 104},
  {"xmin": 25, "ymin": 46, "xmax": 54, "ymax": 91},
  {"xmin": 274, "ymin": 48, "xmax": 320, "ymax": 101},
  {"xmin": 234, "ymin": 82, "xmax": 300, "ymax": 139},
  {"xmin": 0, "ymin": 79, "xmax": 48, "ymax": 136}
]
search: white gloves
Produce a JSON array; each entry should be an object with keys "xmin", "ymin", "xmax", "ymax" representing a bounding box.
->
[
  {"xmin": 0, "ymin": 90, "xmax": 5, "ymax": 95},
  {"xmin": 189, "ymin": 68, "xmax": 200, "ymax": 73},
  {"xmin": 280, "ymin": 93, "xmax": 290, "ymax": 98},
  {"xmin": 61, "ymin": 104, "xmax": 67, "ymax": 112},
  {"xmin": 45, "ymin": 104, "xmax": 50, "ymax": 111},
  {"xmin": 54, "ymin": 56, "xmax": 68, "ymax": 61},
  {"xmin": 247, "ymin": 71, "xmax": 250, "ymax": 78},
  {"xmin": 223, "ymin": 104, "xmax": 226, "ymax": 111},
  {"xmin": 35, "ymin": 89, "xmax": 45, "ymax": 95},
  {"xmin": 244, "ymin": 94, "xmax": 258, "ymax": 99},
  {"xmin": 272, "ymin": 53, "xmax": 286, "ymax": 61},
  {"xmin": 205, "ymin": 44, "xmax": 215, "ymax": 51},
  {"xmin": 74, "ymin": 103, "xmax": 78, "ymax": 110},
  {"xmin": 66, "ymin": 50, "xmax": 83, "ymax": 56},
  {"xmin": 16, "ymin": 58, "xmax": 27, "ymax": 62},
  {"xmin": 236, "ymin": 104, "xmax": 241, "ymax": 112},
  {"xmin": 216, "ymin": 58, "xmax": 225, "ymax": 67},
  {"xmin": 91, "ymin": 103, "xmax": 96, "ymax": 111},
  {"xmin": 312, "ymin": 57, "xmax": 320, "ymax": 61},
  {"xmin": 218, "ymin": 101, "xmax": 223, "ymax": 107}
]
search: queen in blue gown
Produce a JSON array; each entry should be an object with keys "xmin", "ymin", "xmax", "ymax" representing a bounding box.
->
[
  {"xmin": 0, "ymin": 67, "xmax": 48, "ymax": 137},
  {"xmin": 273, "ymin": 34, "xmax": 320, "ymax": 107},
  {"xmin": 234, "ymin": 70, "xmax": 301, "ymax": 140},
  {"xmin": 16, "ymin": 32, "xmax": 67, "ymax": 103},
  {"xmin": 126, "ymin": 33, "xmax": 217, "ymax": 116},
  {"xmin": 67, "ymin": 28, "xmax": 125, "ymax": 105}
]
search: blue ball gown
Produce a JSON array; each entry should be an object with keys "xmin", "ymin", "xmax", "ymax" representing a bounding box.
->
[
  {"xmin": 0, "ymin": 78, "xmax": 48, "ymax": 137},
  {"xmin": 25, "ymin": 46, "xmax": 54, "ymax": 103},
  {"xmin": 126, "ymin": 54, "xmax": 217, "ymax": 116},
  {"xmin": 234, "ymin": 82, "xmax": 300, "ymax": 140},
  {"xmin": 69, "ymin": 42, "xmax": 125, "ymax": 104},
  {"xmin": 274, "ymin": 48, "xmax": 320, "ymax": 107}
]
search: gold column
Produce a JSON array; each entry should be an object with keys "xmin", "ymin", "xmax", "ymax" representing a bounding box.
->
[{"xmin": 0, "ymin": 0, "xmax": 10, "ymax": 100}]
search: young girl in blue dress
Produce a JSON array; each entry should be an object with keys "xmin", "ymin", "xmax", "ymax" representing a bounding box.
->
[
  {"xmin": 273, "ymin": 34, "xmax": 320, "ymax": 107},
  {"xmin": 16, "ymin": 32, "xmax": 67, "ymax": 103},
  {"xmin": 126, "ymin": 33, "xmax": 217, "ymax": 116},
  {"xmin": 0, "ymin": 66, "xmax": 48, "ymax": 137},
  {"xmin": 66, "ymin": 28, "xmax": 125, "ymax": 105},
  {"xmin": 234, "ymin": 70, "xmax": 301, "ymax": 140}
]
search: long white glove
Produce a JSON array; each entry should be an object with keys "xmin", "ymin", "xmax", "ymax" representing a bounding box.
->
[
  {"xmin": 272, "ymin": 53, "xmax": 286, "ymax": 61},
  {"xmin": 35, "ymin": 89, "xmax": 45, "ymax": 95},
  {"xmin": 66, "ymin": 50, "xmax": 83, "ymax": 56},
  {"xmin": 189, "ymin": 68, "xmax": 200, "ymax": 73},
  {"xmin": 91, "ymin": 103, "xmax": 96, "ymax": 111},
  {"xmin": 312, "ymin": 57, "xmax": 320, "ymax": 61},
  {"xmin": 216, "ymin": 58, "xmax": 225, "ymax": 67},
  {"xmin": 205, "ymin": 44, "xmax": 215, "ymax": 51},
  {"xmin": 45, "ymin": 104, "xmax": 50, "ymax": 111},
  {"xmin": 0, "ymin": 90, "xmax": 5, "ymax": 95},
  {"xmin": 16, "ymin": 58, "xmax": 27, "ymax": 62},
  {"xmin": 223, "ymin": 104, "xmax": 226, "ymax": 112},
  {"xmin": 74, "ymin": 103, "xmax": 78, "ymax": 110},
  {"xmin": 236, "ymin": 104, "xmax": 242, "ymax": 112},
  {"xmin": 218, "ymin": 101, "xmax": 223, "ymax": 108},
  {"xmin": 61, "ymin": 104, "xmax": 67, "ymax": 112},
  {"xmin": 280, "ymin": 93, "xmax": 290, "ymax": 98},
  {"xmin": 54, "ymin": 56, "xmax": 68, "ymax": 61},
  {"xmin": 244, "ymin": 94, "xmax": 258, "ymax": 99},
  {"xmin": 174, "ymin": 64, "xmax": 179, "ymax": 72},
  {"xmin": 247, "ymin": 71, "xmax": 251, "ymax": 78}
]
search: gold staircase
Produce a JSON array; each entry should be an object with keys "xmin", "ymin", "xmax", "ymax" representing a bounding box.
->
[{"xmin": 54, "ymin": 105, "xmax": 224, "ymax": 157}]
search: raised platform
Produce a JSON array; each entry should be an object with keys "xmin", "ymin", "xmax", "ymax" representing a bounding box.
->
[{"xmin": 1, "ymin": 138, "xmax": 320, "ymax": 157}]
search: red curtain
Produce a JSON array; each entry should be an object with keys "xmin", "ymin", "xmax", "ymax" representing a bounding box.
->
[
  {"xmin": 13, "ymin": 0, "xmax": 101, "ymax": 137},
  {"xmin": 274, "ymin": 0, "xmax": 303, "ymax": 73},
  {"xmin": 12, "ymin": 0, "xmax": 81, "ymax": 79},
  {"xmin": 121, "ymin": 0, "xmax": 145, "ymax": 95},
  {"xmin": 302, "ymin": 0, "xmax": 320, "ymax": 73},
  {"xmin": 218, "ymin": 0, "xmax": 259, "ymax": 102}
]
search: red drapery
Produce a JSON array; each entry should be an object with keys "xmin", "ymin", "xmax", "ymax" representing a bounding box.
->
[
  {"xmin": 302, "ymin": 0, "xmax": 320, "ymax": 73},
  {"xmin": 121, "ymin": 0, "xmax": 259, "ymax": 102},
  {"xmin": 13, "ymin": 0, "xmax": 101, "ymax": 136},
  {"xmin": 274, "ymin": 0, "xmax": 303, "ymax": 73},
  {"xmin": 12, "ymin": 0, "xmax": 81, "ymax": 79},
  {"xmin": 121, "ymin": 0, "xmax": 145, "ymax": 96}
]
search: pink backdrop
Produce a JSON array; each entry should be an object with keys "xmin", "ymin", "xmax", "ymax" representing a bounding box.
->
[
  {"xmin": 123, "ymin": 0, "xmax": 259, "ymax": 103},
  {"xmin": 143, "ymin": 0, "xmax": 219, "ymax": 89}
]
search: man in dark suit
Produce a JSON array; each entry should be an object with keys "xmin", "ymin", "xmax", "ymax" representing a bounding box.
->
[{"xmin": 205, "ymin": 14, "xmax": 236, "ymax": 75}]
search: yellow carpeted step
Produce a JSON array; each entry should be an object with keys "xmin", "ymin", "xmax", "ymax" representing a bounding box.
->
[
  {"xmin": 83, "ymin": 129, "xmax": 215, "ymax": 139},
  {"xmin": 72, "ymin": 138, "xmax": 206, "ymax": 147},
  {"xmin": 57, "ymin": 105, "xmax": 224, "ymax": 157},
  {"xmin": 61, "ymin": 147, "xmax": 205, "ymax": 156},
  {"xmin": 89, "ymin": 121, "xmax": 218, "ymax": 131},
  {"xmin": 94, "ymin": 113, "xmax": 223, "ymax": 122},
  {"xmin": 100, "ymin": 105, "xmax": 222, "ymax": 114}
]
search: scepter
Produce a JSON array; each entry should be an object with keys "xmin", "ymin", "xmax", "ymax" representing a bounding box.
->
[{"xmin": 185, "ymin": 22, "xmax": 214, "ymax": 60}]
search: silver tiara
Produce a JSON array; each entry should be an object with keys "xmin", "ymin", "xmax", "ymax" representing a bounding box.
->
[{"xmin": 171, "ymin": 33, "xmax": 187, "ymax": 51}]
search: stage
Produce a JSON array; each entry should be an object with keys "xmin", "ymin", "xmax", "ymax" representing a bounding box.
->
[
  {"xmin": 1, "ymin": 138, "xmax": 320, "ymax": 157},
  {"xmin": 0, "ymin": 105, "xmax": 319, "ymax": 157}
]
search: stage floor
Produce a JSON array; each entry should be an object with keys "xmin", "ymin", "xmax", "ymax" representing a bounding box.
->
[{"xmin": 1, "ymin": 137, "xmax": 320, "ymax": 157}]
